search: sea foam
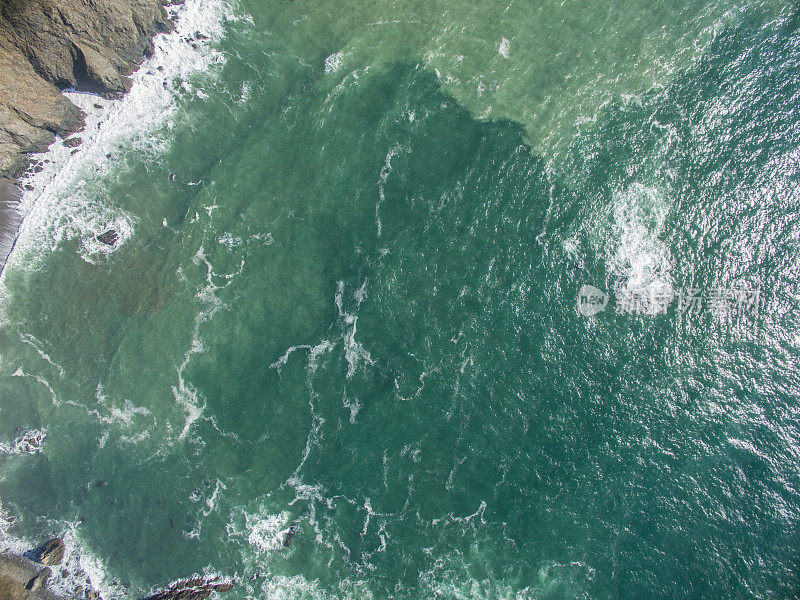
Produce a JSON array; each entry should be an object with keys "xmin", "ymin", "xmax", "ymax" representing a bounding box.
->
[{"xmin": 604, "ymin": 182, "xmax": 674, "ymax": 313}]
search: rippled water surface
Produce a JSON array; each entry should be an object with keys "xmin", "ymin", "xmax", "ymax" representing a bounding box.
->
[{"xmin": 1, "ymin": 1, "xmax": 800, "ymax": 599}]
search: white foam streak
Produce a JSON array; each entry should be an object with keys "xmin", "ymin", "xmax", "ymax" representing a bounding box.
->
[
  {"xmin": 172, "ymin": 246, "xmax": 243, "ymax": 441},
  {"xmin": 375, "ymin": 144, "xmax": 403, "ymax": 238},
  {"xmin": 324, "ymin": 52, "xmax": 344, "ymax": 74},
  {"xmin": 257, "ymin": 574, "xmax": 375, "ymax": 600},
  {"xmin": 203, "ymin": 479, "xmax": 228, "ymax": 517},
  {"xmin": 269, "ymin": 341, "xmax": 334, "ymax": 374},
  {"xmin": 498, "ymin": 37, "xmax": 511, "ymax": 58},
  {"xmin": 335, "ymin": 280, "xmax": 374, "ymax": 378},
  {"xmin": 10, "ymin": 368, "xmax": 60, "ymax": 405},
  {"xmin": 17, "ymin": 333, "xmax": 65, "ymax": 376}
]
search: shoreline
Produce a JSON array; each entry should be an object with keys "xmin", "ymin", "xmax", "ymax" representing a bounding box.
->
[
  {"xmin": 0, "ymin": 537, "xmax": 235, "ymax": 600},
  {"xmin": 0, "ymin": 550, "xmax": 61, "ymax": 600},
  {"xmin": 0, "ymin": 0, "xmax": 174, "ymax": 180},
  {"xmin": 0, "ymin": 0, "xmax": 174, "ymax": 274},
  {"xmin": 0, "ymin": 0, "xmax": 229, "ymax": 276},
  {"xmin": 0, "ymin": 0, "xmax": 170, "ymax": 274},
  {"xmin": 0, "ymin": 0, "xmax": 232, "ymax": 596}
]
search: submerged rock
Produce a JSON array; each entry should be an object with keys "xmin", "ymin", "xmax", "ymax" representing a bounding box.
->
[
  {"xmin": 8, "ymin": 429, "xmax": 46, "ymax": 455},
  {"xmin": 282, "ymin": 523, "xmax": 299, "ymax": 547},
  {"xmin": 96, "ymin": 230, "xmax": 118, "ymax": 246},
  {"xmin": 143, "ymin": 577, "xmax": 235, "ymax": 600}
]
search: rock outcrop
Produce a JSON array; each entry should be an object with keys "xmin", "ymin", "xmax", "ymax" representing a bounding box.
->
[
  {"xmin": 0, "ymin": 553, "xmax": 60, "ymax": 600},
  {"xmin": 0, "ymin": 0, "xmax": 174, "ymax": 180},
  {"xmin": 2, "ymin": 539, "xmax": 235, "ymax": 600},
  {"xmin": 96, "ymin": 230, "xmax": 118, "ymax": 245},
  {"xmin": 142, "ymin": 577, "xmax": 235, "ymax": 600},
  {"xmin": 0, "ymin": 43, "xmax": 82, "ymax": 178},
  {"xmin": 37, "ymin": 540, "xmax": 64, "ymax": 568}
]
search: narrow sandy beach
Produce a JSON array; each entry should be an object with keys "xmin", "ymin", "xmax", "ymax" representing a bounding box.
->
[{"xmin": 0, "ymin": 179, "xmax": 21, "ymax": 270}]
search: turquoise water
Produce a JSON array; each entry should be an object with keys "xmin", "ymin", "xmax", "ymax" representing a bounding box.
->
[{"xmin": 2, "ymin": 1, "xmax": 800, "ymax": 599}]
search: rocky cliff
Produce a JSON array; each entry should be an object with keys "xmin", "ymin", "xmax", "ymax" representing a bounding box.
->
[{"xmin": 0, "ymin": 0, "xmax": 173, "ymax": 180}]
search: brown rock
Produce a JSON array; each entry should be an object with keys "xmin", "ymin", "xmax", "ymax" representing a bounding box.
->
[
  {"xmin": 0, "ymin": 0, "xmax": 170, "ymax": 95},
  {"xmin": 63, "ymin": 137, "xmax": 81, "ymax": 148},
  {"xmin": 39, "ymin": 539, "xmax": 64, "ymax": 566},
  {"xmin": 0, "ymin": 0, "xmax": 172, "ymax": 180},
  {"xmin": 0, "ymin": 553, "xmax": 60, "ymax": 600},
  {"xmin": 26, "ymin": 566, "xmax": 50, "ymax": 591},
  {"xmin": 144, "ymin": 577, "xmax": 235, "ymax": 600},
  {"xmin": 0, "ymin": 41, "xmax": 83, "ymax": 179}
]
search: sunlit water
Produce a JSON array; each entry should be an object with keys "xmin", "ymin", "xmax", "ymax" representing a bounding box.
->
[{"xmin": 1, "ymin": 1, "xmax": 800, "ymax": 599}]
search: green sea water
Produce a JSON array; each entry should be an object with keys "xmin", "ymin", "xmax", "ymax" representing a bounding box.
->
[{"xmin": 1, "ymin": 1, "xmax": 800, "ymax": 599}]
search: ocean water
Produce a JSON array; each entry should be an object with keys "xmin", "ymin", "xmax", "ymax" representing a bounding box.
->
[{"xmin": 1, "ymin": 0, "xmax": 800, "ymax": 599}]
